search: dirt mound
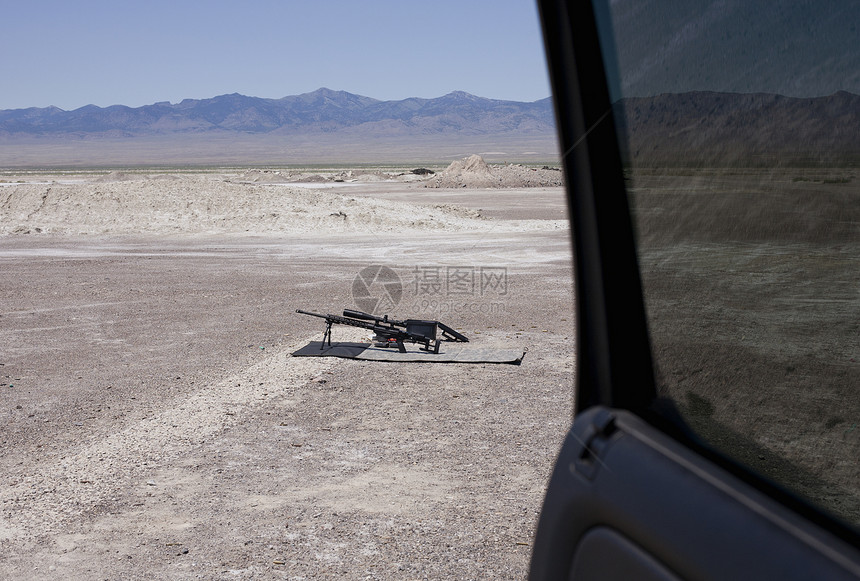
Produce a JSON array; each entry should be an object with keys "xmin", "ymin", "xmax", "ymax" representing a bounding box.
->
[
  {"xmin": 427, "ymin": 155, "xmax": 495, "ymax": 188},
  {"xmin": 459, "ymin": 154, "xmax": 494, "ymax": 174},
  {"xmin": 286, "ymin": 173, "xmax": 329, "ymax": 183},
  {"xmin": 94, "ymin": 171, "xmax": 141, "ymax": 182},
  {"xmin": 425, "ymin": 155, "xmax": 563, "ymax": 188},
  {"xmin": 230, "ymin": 169, "xmax": 425, "ymax": 185},
  {"xmin": 0, "ymin": 174, "xmax": 562, "ymax": 236},
  {"xmin": 231, "ymin": 169, "xmax": 294, "ymax": 183}
]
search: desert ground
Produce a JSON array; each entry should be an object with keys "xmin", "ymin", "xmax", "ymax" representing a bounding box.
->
[
  {"xmin": 0, "ymin": 160, "xmax": 574, "ymax": 579},
  {"xmin": 1, "ymin": 161, "xmax": 857, "ymax": 579}
]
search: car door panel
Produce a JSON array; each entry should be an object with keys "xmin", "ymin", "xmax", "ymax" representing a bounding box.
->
[
  {"xmin": 570, "ymin": 526, "xmax": 681, "ymax": 581},
  {"xmin": 531, "ymin": 407, "xmax": 860, "ymax": 580}
]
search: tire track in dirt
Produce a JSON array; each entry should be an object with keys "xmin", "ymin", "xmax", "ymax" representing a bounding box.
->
[{"xmin": 0, "ymin": 337, "xmax": 337, "ymax": 543}]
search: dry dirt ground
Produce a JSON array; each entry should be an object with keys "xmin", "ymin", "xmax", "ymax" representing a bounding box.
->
[{"xmin": 0, "ymin": 167, "xmax": 574, "ymax": 579}]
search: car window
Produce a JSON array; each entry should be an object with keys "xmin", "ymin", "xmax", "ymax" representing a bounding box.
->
[{"xmin": 597, "ymin": 0, "xmax": 860, "ymax": 526}]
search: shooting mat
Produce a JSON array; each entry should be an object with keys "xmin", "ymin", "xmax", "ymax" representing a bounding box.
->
[{"xmin": 291, "ymin": 341, "xmax": 525, "ymax": 365}]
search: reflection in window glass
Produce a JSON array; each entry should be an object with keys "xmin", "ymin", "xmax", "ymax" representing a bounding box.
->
[{"xmin": 603, "ymin": 0, "xmax": 860, "ymax": 525}]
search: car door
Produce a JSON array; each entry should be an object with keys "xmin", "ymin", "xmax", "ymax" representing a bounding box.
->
[{"xmin": 530, "ymin": 0, "xmax": 860, "ymax": 579}]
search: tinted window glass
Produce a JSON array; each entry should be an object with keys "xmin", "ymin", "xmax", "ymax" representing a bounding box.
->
[{"xmin": 601, "ymin": 0, "xmax": 860, "ymax": 525}]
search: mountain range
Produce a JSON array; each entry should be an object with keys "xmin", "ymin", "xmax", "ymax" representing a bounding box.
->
[{"xmin": 0, "ymin": 88, "xmax": 554, "ymax": 138}]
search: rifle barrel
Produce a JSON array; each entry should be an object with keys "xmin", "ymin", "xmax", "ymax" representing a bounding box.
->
[{"xmin": 296, "ymin": 309, "xmax": 326, "ymax": 319}]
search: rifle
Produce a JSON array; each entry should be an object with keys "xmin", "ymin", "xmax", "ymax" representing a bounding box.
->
[
  {"xmin": 342, "ymin": 309, "xmax": 469, "ymax": 343},
  {"xmin": 296, "ymin": 309, "xmax": 468, "ymax": 354}
]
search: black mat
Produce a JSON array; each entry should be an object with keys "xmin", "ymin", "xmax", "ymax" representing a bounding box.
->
[
  {"xmin": 292, "ymin": 341, "xmax": 525, "ymax": 365},
  {"xmin": 291, "ymin": 341, "xmax": 371, "ymax": 358}
]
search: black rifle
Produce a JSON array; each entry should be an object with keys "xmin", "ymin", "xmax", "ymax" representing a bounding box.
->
[
  {"xmin": 342, "ymin": 309, "xmax": 469, "ymax": 343},
  {"xmin": 296, "ymin": 309, "xmax": 468, "ymax": 353}
]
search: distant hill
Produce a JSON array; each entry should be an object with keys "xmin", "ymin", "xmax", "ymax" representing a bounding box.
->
[
  {"xmin": 617, "ymin": 91, "xmax": 860, "ymax": 166},
  {"xmin": 0, "ymin": 88, "xmax": 555, "ymax": 138}
]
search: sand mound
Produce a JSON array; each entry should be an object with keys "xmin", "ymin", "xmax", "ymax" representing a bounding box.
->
[
  {"xmin": 425, "ymin": 155, "xmax": 563, "ymax": 188},
  {"xmin": 457, "ymin": 154, "xmax": 494, "ymax": 175},
  {"xmin": 94, "ymin": 171, "xmax": 140, "ymax": 182},
  {"xmin": 230, "ymin": 169, "xmax": 294, "ymax": 184},
  {"xmin": 429, "ymin": 155, "xmax": 495, "ymax": 188},
  {"xmin": 286, "ymin": 173, "xmax": 330, "ymax": 183},
  {"xmin": 228, "ymin": 169, "xmax": 428, "ymax": 186},
  {"xmin": 90, "ymin": 172, "xmax": 182, "ymax": 183},
  {"xmin": 0, "ymin": 174, "xmax": 562, "ymax": 236}
]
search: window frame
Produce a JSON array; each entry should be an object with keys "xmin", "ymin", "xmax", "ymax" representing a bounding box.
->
[{"xmin": 536, "ymin": 0, "xmax": 860, "ymax": 544}]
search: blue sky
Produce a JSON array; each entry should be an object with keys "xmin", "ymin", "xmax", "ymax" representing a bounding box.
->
[{"xmin": 1, "ymin": 0, "xmax": 551, "ymax": 110}]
